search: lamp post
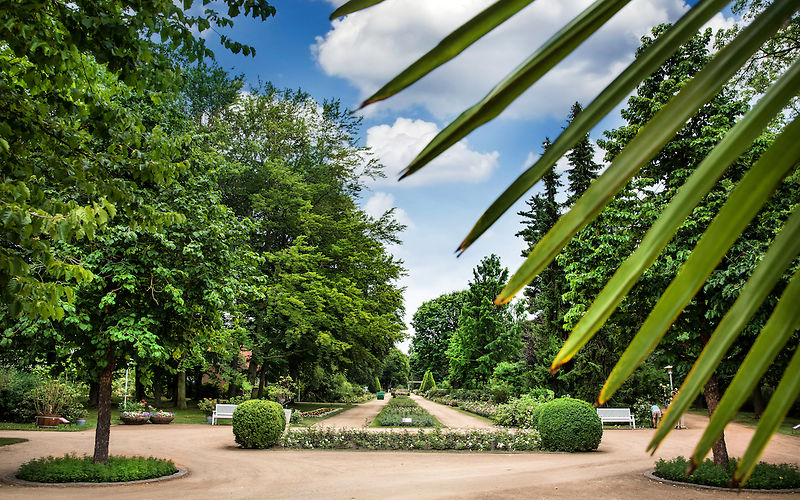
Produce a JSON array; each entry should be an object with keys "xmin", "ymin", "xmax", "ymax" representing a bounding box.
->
[{"xmin": 664, "ymin": 365, "xmax": 674, "ymax": 392}]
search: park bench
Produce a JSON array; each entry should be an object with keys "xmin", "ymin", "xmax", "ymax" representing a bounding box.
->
[
  {"xmin": 596, "ymin": 407, "xmax": 636, "ymax": 429},
  {"xmin": 212, "ymin": 403, "xmax": 238, "ymax": 425}
]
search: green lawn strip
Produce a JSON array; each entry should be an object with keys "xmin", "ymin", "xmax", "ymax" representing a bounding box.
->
[
  {"xmin": 0, "ymin": 437, "xmax": 28, "ymax": 446},
  {"xmin": 371, "ymin": 396, "xmax": 441, "ymax": 428},
  {"xmin": 290, "ymin": 402, "xmax": 355, "ymax": 427},
  {"xmin": 688, "ymin": 409, "xmax": 800, "ymax": 437}
]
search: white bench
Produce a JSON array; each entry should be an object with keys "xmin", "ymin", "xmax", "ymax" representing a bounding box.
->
[
  {"xmin": 597, "ymin": 407, "xmax": 636, "ymax": 428},
  {"xmin": 212, "ymin": 403, "xmax": 238, "ymax": 425}
]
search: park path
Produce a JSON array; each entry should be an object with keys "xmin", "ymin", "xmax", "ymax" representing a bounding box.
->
[
  {"xmin": 313, "ymin": 396, "xmax": 389, "ymax": 428},
  {"xmin": 409, "ymin": 394, "xmax": 495, "ymax": 429},
  {"xmin": 0, "ymin": 412, "xmax": 797, "ymax": 499}
]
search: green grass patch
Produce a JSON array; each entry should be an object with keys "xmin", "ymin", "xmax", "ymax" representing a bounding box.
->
[
  {"xmin": 0, "ymin": 437, "xmax": 27, "ymax": 446},
  {"xmin": 17, "ymin": 454, "xmax": 177, "ymax": 483},
  {"xmin": 289, "ymin": 402, "xmax": 355, "ymax": 427},
  {"xmin": 373, "ymin": 396, "xmax": 439, "ymax": 427},
  {"xmin": 687, "ymin": 409, "xmax": 800, "ymax": 437},
  {"xmin": 654, "ymin": 456, "xmax": 800, "ymax": 489}
]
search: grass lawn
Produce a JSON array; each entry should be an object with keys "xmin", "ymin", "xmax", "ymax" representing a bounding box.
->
[
  {"xmin": 370, "ymin": 397, "xmax": 441, "ymax": 428},
  {"xmin": 0, "ymin": 437, "xmax": 28, "ymax": 446},
  {"xmin": 686, "ymin": 409, "xmax": 799, "ymax": 437},
  {"xmin": 289, "ymin": 402, "xmax": 356, "ymax": 427}
]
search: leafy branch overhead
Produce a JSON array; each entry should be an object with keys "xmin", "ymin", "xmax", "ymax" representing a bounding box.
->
[{"xmin": 335, "ymin": 0, "xmax": 800, "ymax": 487}]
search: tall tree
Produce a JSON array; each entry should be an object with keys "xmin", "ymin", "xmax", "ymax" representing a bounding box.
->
[
  {"xmin": 409, "ymin": 290, "xmax": 467, "ymax": 382},
  {"xmin": 565, "ymin": 102, "xmax": 601, "ymax": 206},
  {"xmin": 447, "ymin": 255, "xmax": 522, "ymax": 387}
]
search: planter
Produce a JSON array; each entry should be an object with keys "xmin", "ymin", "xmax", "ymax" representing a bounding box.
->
[
  {"xmin": 35, "ymin": 415, "xmax": 61, "ymax": 428},
  {"xmin": 206, "ymin": 416, "xmax": 213, "ymax": 424},
  {"xmin": 119, "ymin": 415, "xmax": 150, "ymax": 425},
  {"xmin": 76, "ymin": 418, "xmax": 87, "ymax": 426},
  {"xmin": 149, "ymin": 414, "xmax": 174, "ymax": 424}
]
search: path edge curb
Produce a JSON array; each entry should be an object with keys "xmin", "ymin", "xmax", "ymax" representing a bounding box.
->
[
  {"xmin": 1, "ymin": 467, "xmax": 189, "ymax": 487},
  {"xmin": 644, "ymin": 470, "xmax": 800, "ymax": 494}
]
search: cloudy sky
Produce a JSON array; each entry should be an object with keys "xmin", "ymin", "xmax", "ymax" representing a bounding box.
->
[{"xmin": 209, "ymin": 0, "xmax": 734, "ymax": 351}]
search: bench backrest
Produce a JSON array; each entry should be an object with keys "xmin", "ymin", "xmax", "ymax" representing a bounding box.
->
[
  {"xmin": 596, "ymin": 408, "xmax": 632, "ymax": 418},
  {"xmin": 215, "ymin": 404, "xmax": 238, "ymax": 415}
]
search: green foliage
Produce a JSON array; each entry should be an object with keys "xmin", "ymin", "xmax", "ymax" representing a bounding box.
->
[
  {"xmin": 232, "ymin": 399, "xmax": 286, "ymax": 449},
  {"xmin": 26, "ymin": 376, "xmax": 82, "ymax": 417},
  {"xmin": 493, "ymin": 392, "xmax": 552, "ymax": 428},
  {"xmin": 409, "ymin": 290, "xmax": 467, "ymax": 381},
  {"xmin": 17, "ymin": 454, "xmax": 176, "ymax": 483},
  {"xmin": 419, "ymin": 370, "xmax": 437, "ymax": 392},
  {"xmin": 537, "ymin": 398, "xmax": 602, "ymax": 452},
  {"xmin": 376, "ymin": 396, "xmax": 437, "ymax": 427},
  {"xmin": 381, "ymin": 348, "xmax": 410, "ymax": 389},
  {"xmin": 282, "ymin": 427, "xmax": 541, "ymax": 451},
  {"xmin": 654, "ymin": 456, "xmax": 800, "ymax": 489},
  {"xmin": 0, "ymin": 368, "xmax": 37, "ymax": 422},
  {"xmin": 447, "ymin": 255, "xmax": 522, "ymax": 387}
]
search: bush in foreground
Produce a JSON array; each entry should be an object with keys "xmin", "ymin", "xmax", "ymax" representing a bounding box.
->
[
  {"xmin": 17, "ymin": 454, "xmax": 176, "ymax": 483},
  {"xmin": 654, "ymin": 456, "xmax": 800, "ymax": 490},
  {"xmin": 538, "ymin": 398, "xmax": 602, "ymax": 452},
  {"xmin": 232, "ymin": 399, "xmax": 286, "ymax": 449},
  {"xmin": 281, "ymin": 428, "xmax": 541, "ymax": 451}
]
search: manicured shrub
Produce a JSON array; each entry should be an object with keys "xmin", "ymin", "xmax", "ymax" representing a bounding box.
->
[
  {"xmin": 419, "ymin": 370, "xmax": 436, "ymax": 392},
  {"xmin": 537, "ymin": 398, "xmax": 602, "ymax": 452},
  {"xmin": 17, "ymin": 454, "xmax": 176, "ymax": 483},
  {"xmin": 232, "ymin": 399, "xmax": 286, "ymax": 449},
  {"xmin": 654, "ymin": 456, "xmax": 800, "ymax": 489}
]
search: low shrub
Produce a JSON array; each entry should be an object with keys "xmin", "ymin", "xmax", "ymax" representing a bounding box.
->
[
  {"xmin": 493, "ymin": 394, "xmax": 544, "ymax": 428},
  {"xmin": 232, "ymin": 399, "xmax": 286, "ymax": 449},
  {"xmin": 633, "ymin": 399, "xmax": 654, "ymax": 428},
  {"xmin": 376, "ymin": 397, "xmax": 436, "ymax": 427},
  {"xmin": 459, "ymin": 400, "xmax": 500, "ymax": 419},
  {"xmin": 538, "ymin": 398, "xmax": 602, "ymax": 452},
  {"xmin": 654, "ymin": 456, "xmax": 800, "ymax": 489},
  {"xmin": 489, "ymin": 382, "xmax": 513, "ymax": 404},
  {"xmin": 282, "ymin": 427, "xmax": 541, "ymax": 451},
  {"xmin": 0, "ymin": 368, "xmax": 37, "ymax": 422},
  {"xmin": 17, "ymin": 454, "xmax": 176, "ymax": 483}
]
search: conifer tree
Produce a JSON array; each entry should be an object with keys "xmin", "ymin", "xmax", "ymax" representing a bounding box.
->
[{"xmin": 565, "ymin": 102, "xmax": 601, "ymax": 206}]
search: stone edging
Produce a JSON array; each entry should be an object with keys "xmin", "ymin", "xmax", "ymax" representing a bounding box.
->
[
  {"xmin": 644, "ymin": 470, "xmax": 800, "ymax": 494},
  {"xmin": 1, "ymin": 467, "xmax": 189, "ymax": 488}
]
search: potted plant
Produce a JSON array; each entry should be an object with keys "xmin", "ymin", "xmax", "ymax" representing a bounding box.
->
[
  {"xmin": 149, "ymin": 409, "xmax": 174, "ymax": 424},
  {"xmin": 118, "ymin": 399, "xmax": 152, "ymax": 424},
  {"xmin": 197, "ymin": 398, "xmax": 217, "ymax": 424},
  {"xmin": 28, "ymin": 376, "xmax": 72, "ymax": 428},
  {"xmin": 64, "ymin": 405, "xmax": 88, "ymax": 426}
]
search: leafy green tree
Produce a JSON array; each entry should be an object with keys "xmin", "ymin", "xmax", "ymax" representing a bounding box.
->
[
  {"xmin": 0, "ymin": 0, "xmax": 274, "ymax": 321},
  {"xmin": 337, "ymin": 0, "xmax": 800, "ymax": 484},
  {"xmin": 381, "ymin": 347, "xmax": 410, "ymax": 389},
  {"xmin": 409, "ymin": 290, "xmax": 467, "ymax": 381},
  {"xmin": 447, "ymin": 255, "xmax": 522, "ymax": 387}
]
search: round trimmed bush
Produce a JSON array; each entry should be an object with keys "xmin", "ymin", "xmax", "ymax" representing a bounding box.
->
[
  {"xmin": 537, "ymin": 398, "xmax": 602, "ymax": 452},
  {"xmin": 232, "ymin": 399, "xmax": 286, "ymax": 449}
]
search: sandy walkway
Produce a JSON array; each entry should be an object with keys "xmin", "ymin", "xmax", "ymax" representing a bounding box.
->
[
  {"xmin": 314, "ymin": 397, "xmax": 389, "ymax": 428},
  {"xmin": 0, "ymin": 413, "xmax": 797, "ymax": 499},
  {"xmin": 410, "ymin": 394, "xmax": 495, "ymax": 429}
]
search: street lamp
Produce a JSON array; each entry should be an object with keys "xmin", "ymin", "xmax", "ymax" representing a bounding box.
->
[{"xmin": 664, "ymin": 365, "xmax": 674, "ymax": 391}]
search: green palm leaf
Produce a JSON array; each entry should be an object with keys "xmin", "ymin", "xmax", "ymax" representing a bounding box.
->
[
  {"xmin": 552, "ymin": 56, "xmax": 800, "ymax": 371},
  {"xmin": 689, "ymin": 266, "xmax": 800, "ymax": 471},
  {"xmin": 650, "ymin": 205, "xmax": 800, "ymax": 451},
  {"xmin": 330, "ymin": 0, "xmax": 386, "ymax": 20},
  {"xmin": 496, "ymin": 0, "xmax": 796, "ymax": 305},
  {"xmin": 457, "ymin": 0, "xmax": 731, "ymax": 254},
  {"xmin": 361, "ymin": 0, "xmax": 538, "ymax": 107},
  {"xmin": 600, "ymin": 114, "xmax": 800, "ymax": 402},
  {"xmin": 732, "ymin": 345, "xmax": 800, "ymax": 487},
  {"xmin": 399, "ymin": 0, "xmax": 632, "ymax": 180}
]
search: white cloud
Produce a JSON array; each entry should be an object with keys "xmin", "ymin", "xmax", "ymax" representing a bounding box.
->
[
  {"xmin": 313, "ymin": 0, "xmax": 689, "ymax": 120},
  {"xmin": 363, "ymin": 192, "xmax": 414, "ymax": 228},
  {"xmin": 366, "ymin": 117, "xmax": 499, "ymax": 187}
]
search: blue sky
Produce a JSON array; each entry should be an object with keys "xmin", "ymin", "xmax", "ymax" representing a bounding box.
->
[{"xmin": 207, "ymin": 0, "xmax": 734, "ymax": 351}]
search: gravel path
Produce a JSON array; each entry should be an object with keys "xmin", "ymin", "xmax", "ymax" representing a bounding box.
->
[
  {"xmin": 0, "ymin": 411, "xmax": 797, "ymax": 498},
  {"xmin": 313, "ymin": 397, "xmax": 388, "ymax": 428},
  {"xmin": 409, "ymin": 394, "xmax": 495, "ymax": 429}
]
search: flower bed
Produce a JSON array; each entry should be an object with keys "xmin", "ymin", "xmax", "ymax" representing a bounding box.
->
[
  {"xmin": 376, "ymin": 396, "xmax": 437, "ymax": 427},
  {"xmin": 281, "ymin": 428, "xmax": 541, "ymax": 451},
  {"xmin": 299, "ymin": 408, "xmax": 340, "ymax": 418},
  {"xmin": 119, "ymin": 411, "xmax": 151, "ymax": 425}
]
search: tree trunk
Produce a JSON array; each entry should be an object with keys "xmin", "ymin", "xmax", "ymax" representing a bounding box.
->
[
  {"xmin": 257, "ymin": 365, "xmax": 267, "ymax": 399},
  {"xmin": 153, "ymin": 371, "xmax": 163, "ymax": 406},
  {"xmin": 703, "ymin": 373, "xmax": 730, "ymax": 467},
  {"xmin": 752, "ymin": 383, "xmax": 766, "ymax": 420},
  {"xmin": 248, "ymin": 358, "xmax": 259, "ymax": 399},
  {"xmin": 88, "ymin": 381, "xmax": 99, "ymax": 407},
  {"xmin": 176, "ymin": 370, "xmax": 187, "ymax": 409},
  {"xmin": 93, "ymin": 350, "xmax": 116, "ymax": 464},
  {"xmin": 134, "ymin": 365, "xmax": 146, "ymax": 401}
]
